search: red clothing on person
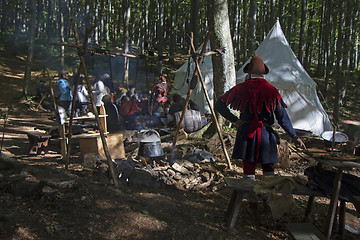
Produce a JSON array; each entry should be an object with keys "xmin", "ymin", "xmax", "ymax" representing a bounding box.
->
[
  {"xmin": 119, "ymin": 101, "xmax": 141, "ymax": 116},
  {"xmin": 220, "ymin": 77, "xmax": 282, "ymax": 162},
  {"xmin": 152, "ymin": 82, "xmax": 168, "ymax": 103}
]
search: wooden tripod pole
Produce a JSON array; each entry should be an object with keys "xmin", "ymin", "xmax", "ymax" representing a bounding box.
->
[
  {"xmin": 70, "ymin": 19, "xmax": 119, "ymax": 187},
  {"xmin": 64, "ymin": 26, "xmax": 93, "ymax": 169},
  {"xmin": 189, "ymin": 35, "xmax": 232, "ymax": 170},
  {"xmin": 47, "ymin": 69, "xmax": 67, "ymax": 160},
  {"xmin": 172, "ymin": 33, "xmax": 210, "ymax": 146},
  {"xmin": 172, "ymin": 33, "xmax": 232, "ymax": 169}
]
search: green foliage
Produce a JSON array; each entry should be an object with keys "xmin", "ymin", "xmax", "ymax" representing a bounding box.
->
[{"xmin": 223, "ymin": 124, "xmax": 236, "ymax": 133}]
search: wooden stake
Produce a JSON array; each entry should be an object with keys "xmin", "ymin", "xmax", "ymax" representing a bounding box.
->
[
  {"xmin": 70, "ymin": 20, "xmax": 119, "ymax": 187},
  {"xmin": 47, "ymin": 69, "xmax": 67, "ymax": 159},
  {"xmin": 64, "ymin": 23, "xmax": 100, "ymax": 170}
]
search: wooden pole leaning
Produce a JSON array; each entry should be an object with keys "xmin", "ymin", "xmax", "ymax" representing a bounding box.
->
[
  {"xmin": 69, "ymin": 20, "xmax": 119, "ymax": 187},
  {"xmin": 172, "ymin": 33, "xmax": 210, "ymax": 147},
  {"xmin": 47, "ymin": 69, "xmax": 67, "ymax": 159},
  {"xmin": 171, "ymin": 32, "xmax": 232, "ymax": 170},
  {"xmin": 64, "ymin": 24, "xmax": 97, "ymax": 170},
  {"xmin": 189, "ymin": 35, "xmax": 232, "ymax": 170}
]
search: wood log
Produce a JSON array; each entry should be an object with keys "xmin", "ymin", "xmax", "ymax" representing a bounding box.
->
[{"xmin": 275, "ymin": 139, "xmax": 290, "ymax": 168}]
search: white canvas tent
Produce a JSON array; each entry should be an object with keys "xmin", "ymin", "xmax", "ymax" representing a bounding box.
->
[
  {"xmin": 172, "ymin": 42, "xmax": 214, "ymax": 114},
  {"xmin": 173, "ymin": 20, "xmax": 333, "ymax": 135},
  {"xmin": 236, "ymin": 20, "xmax": 333, "ymax": 135}
]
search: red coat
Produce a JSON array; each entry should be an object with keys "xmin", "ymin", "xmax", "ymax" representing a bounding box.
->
[{"xmin": 119, "ymin": 101, "xmax": 141, "ymax": 116}]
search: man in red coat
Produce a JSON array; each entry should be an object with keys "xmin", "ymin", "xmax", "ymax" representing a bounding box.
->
[{"xmin": 215, "ymin": 55, "xmax": 306, "ymax": 180}]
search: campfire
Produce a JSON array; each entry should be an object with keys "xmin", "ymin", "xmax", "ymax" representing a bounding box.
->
[{"xmin": 110, "ymin": 129, "xmax": 224, "ymax": 191}]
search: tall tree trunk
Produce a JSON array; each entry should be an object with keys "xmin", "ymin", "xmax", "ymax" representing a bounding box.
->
[
  {"xmin": 123, "ymin": 0, "xmax": 131, "ymax": 88},
  {"xmin": 240, "ymin": 0, "xmax": 247, "ymax": 63},
  {"xmin": 169, "ymin": 0, "xmax": 177, "ymax": 65},
  {"xmin": 298, "ymin": 0, "xmax": 307, "ymax": 63},
  {"xmin": 349, "ymin": 5, "xmax": 358, "ymax": 71},
  {"xmin": 340, "ymin": 0, "xmax": 352, "ymax": 106},
  {"xmin": 59, "ymin": 0, "xmax": 65, "ymax": 69},
  {"xmin": 191, "ymin": 0, "xmax": 200, "ymax": 49},
  {"xmin": 247, "ymin": 0, "xmax": 257, "ymax": 55},
  {"xmin": 315, "ymin": 0, "xmax": 325, "ymax": 77},
  {"xmin": 234, "ymin": 0, "xmax": 241, "ymax": 68},
  {"xmin": 324, "ymin": 0, "xmax": 332, "ymax": 101},
  {"xmin": 333, "ymin": 2, "xmax": 345, "ymax": 124},
  {"xmin": 23, "ymin": 0, "xmax": 36, "ymax": 98},
  {"xmin": 286, "ymin": 0, "xmax": 294, "ymax": 44},
  {"xmin": 304, "ymin": 1, "xmax": 314, "ymax": 69},
  {"xmin": 156, "ymin": 0, "xmax": 164, "ymax": 75},
  {"xmin": 208, "ymin": 0, "xmax": 236, "ymax": 127},
  {"xmin": 13, "ymin": 0, "xmax": 21, "ymax": 41},
  {"xmin": 47, "ymin": 0, "xmax": 54, "ymax": 42}
]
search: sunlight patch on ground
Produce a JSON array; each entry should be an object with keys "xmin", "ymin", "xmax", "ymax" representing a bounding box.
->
[
  {"xmin": 96, "ymin": 199, "xmax": 117, "ymax": 210},
  {"xmin": 126, "ymin": 211, "xmax": 167, "ymax": 231},
  {"xmin": 2, "ymin": 72, "xmax": 24, "ymax": 79},
  {"xmin": 13, "ymin": 226, "xmax": 38, "ymax": 240}
]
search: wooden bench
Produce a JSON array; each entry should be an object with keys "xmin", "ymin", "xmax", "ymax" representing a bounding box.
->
[
  {"xmin": 286, "ymin": 223, "xmax": 326, "ymax": 240},
  {"xmin": 26, "ymin": 131, "xmax": 52, "ymax": 155},
  {"xmin": 224, "ymin": 177, "xmax": 325, "ymax": 233}
]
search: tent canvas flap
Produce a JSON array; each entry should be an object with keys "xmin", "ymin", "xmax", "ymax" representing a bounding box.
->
[
  {"xmin": 236, "ymin": 20, "xmax": 333, "ymax": 136},
  {"xmin": 173, "ymin": 20, "xmax": 333, "ymax": 135}
]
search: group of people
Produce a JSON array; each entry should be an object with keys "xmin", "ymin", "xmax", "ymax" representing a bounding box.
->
[
  {"xmin": 50, "ymin": 70, "xmax": 193, "ymax": 132},
  {"xmin": 37, "ymin": 54, "xmax": 308, "ymax": 181},
  {"xmin": 36, "ymin": 68, "xmax": 208, "ymax": 133}
]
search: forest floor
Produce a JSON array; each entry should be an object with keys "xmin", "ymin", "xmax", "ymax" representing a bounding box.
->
[{"xmin": 1, "ymin": 52, "xmax": 360, "ymax": 240}]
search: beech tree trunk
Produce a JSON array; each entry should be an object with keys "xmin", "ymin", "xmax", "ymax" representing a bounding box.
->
[
  {"xmin": 207, "ymin": 0, "xmax": 236, "ymax": 127},
  {"xmin": 123, "ymin": 0, "xmax": 130, "ymax": 88},
  {"xmin": 23, "ymin": 0, "xmax": 36, "ymax": 98},
  {"xmin": 191, "ymin": 0, "xmax": 200, "ymax": 49},
  {"xmin": 298, "ymin": 0, "xmax": 307, "ymax": 63},
  {"xmin": 59, "ymin": 0, "xmax": 65, "ymax": 69},
  {"xmin": 247, "ymin": 0, "xmax": 257, "ymax": 55}
]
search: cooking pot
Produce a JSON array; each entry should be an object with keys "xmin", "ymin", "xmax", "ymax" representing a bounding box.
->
[
  {"xmin": 321, "ymin": 131, "xmax": 348, "ymax": 143},
  {"xmin": 321, "ymin": 131, "xmax": 348, "ymax": 148},
  {"xmin": 138, "ymin": 141, "xmax": 164, "ymax": 158}
]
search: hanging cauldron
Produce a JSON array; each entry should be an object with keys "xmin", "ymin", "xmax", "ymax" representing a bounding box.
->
[
  {"xmin": 138, "ymin": 141, "xmax": 164, "ymax": 158},
  {"xmin": 137, "ymin": 130, "xmax": 164, "ymax": 159}
]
